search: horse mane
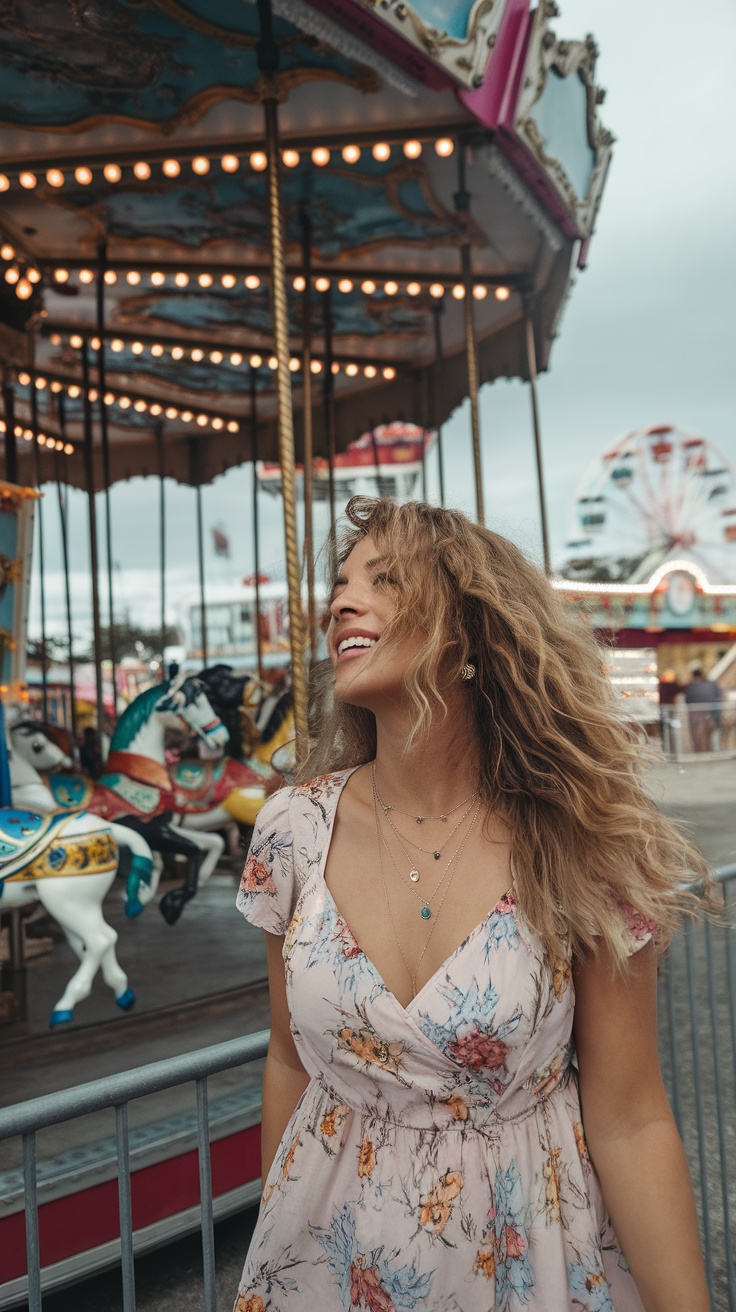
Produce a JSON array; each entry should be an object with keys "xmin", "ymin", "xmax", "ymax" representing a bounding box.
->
[{"xmin": 110, "ymin": 681, "xmax": 169, "ymax": 752}]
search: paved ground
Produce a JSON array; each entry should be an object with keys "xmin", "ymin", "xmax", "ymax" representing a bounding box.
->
[{"xmin": 3, "ymin": 758, "xmax": 736, "ymax": 1311}]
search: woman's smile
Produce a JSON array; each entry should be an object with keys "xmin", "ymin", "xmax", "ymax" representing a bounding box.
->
[{"xmin": 335, "ymin": 627, "xmax": 380, "ymax": 662}]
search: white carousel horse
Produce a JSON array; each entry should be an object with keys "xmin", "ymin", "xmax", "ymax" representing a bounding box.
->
[
  {"xmin": 0, "ymin": 805, "xmax": 135, "ymax": 1028},
  {"xmin": 8, "ymin": 718, "xmax": 158, "ymax": 916}
]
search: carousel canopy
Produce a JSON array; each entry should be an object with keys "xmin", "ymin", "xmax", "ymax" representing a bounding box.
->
[{"xmin": 0, "ymin": 0, "xmax": 613, "ymax": 490}]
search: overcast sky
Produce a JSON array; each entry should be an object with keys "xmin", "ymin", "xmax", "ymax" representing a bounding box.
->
[{"xmin": 29, "ymin": 0, "xmax": 736, "ymax": 644}]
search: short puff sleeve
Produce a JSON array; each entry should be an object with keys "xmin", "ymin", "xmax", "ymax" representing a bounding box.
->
[
  {"xmin": 617, "ymin": 897, "xmax": 657, "ymax": 957},
  {"xmin": 236, "ymin": 787, "xmax": 295, "ymax": 935}
]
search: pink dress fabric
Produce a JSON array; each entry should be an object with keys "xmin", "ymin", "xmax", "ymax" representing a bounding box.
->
[{"xmin": 235, "ymin": 769, "xmax": 653, "ymax": 1312}]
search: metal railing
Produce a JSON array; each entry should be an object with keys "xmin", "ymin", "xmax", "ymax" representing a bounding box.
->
[
  {"xmin": 0, "ymin": 1029, "xmax": 269, "ymax": 1312},
  {"xmin": 1, "ymin": 871, "xmax": 735, "ymax": 1311},
  {"xmin": 659, "ymin": 700, "xmax": 736, "ymax": 759}
]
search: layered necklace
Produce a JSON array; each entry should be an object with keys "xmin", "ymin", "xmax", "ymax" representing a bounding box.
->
[{"xmin": 372, "ymin": 773, "xmax": 481, "ymax": 998}]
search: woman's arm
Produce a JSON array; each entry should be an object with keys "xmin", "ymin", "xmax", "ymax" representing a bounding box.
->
[
  {"xmin": 260, "ymin": 929, "xmax": 310, "ymax": 1184},
  {"xmin": 573, "ymin": 940, "xmax": 709, "ymax": 1312}
]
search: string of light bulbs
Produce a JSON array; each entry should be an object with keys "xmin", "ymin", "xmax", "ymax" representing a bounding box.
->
[
  {"xmin": 13, "ymin": 372, "xmax": 242, "ymax": 434},
  {"xmin": 0, "ymin": 417, "xmax": 73, "ymax": 455},
  {"xmin": 0, "ymin": 135, "xmax": 458, "ymax": 193},
  {"xmin": 44, "ymin": 330, "xmax": 401, "ymax": 381}
]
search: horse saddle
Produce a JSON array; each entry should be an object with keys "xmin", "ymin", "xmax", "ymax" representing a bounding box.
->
[
  {"xmin": 0, "ymin": 809, "xmax": 71, "ymax": 887},
  {"xmin": 42, "ymin": 772, "xmax": 95, "ymax": 812}
]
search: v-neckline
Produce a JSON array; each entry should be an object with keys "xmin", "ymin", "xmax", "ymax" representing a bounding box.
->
[{"xmin": 316, "ymin": 766, "xmax": 515, "ymax": 1018}]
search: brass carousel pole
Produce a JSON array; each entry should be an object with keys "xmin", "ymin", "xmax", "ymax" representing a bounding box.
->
[
  {"xmin": 249, "ymin": 368, "xmax": 264, "ymax": 682},
  {"xmin": 56, "ymin": 393, "xmax": 78, "ymax": 749},
  {"xmin": 155, "ymin": 421, "xmax": 167, "ymax": 678},
  {"xmin": 431, "ymin": 303, "xmax": 447, "ymax": 507},
  {"xmin": 81, "ymin": 341, "xmax": 105, "ymax": 739},
  {"xmin": 29, "ymin": 371, "xmax": 48, "ymax": 721},
  {"xmin": 2, "ymin": 378, "xmax": 18, "ymax": 483},
  {"xmin": 322, "ymin": 288, "xmax": 337, "ymax": 532},
  {"xmin": 96, "ymin": 243, "xmax": 117, "ymax": 721},
  {"xmin": 455, "ymin": 146, "xmax": 485, "ymax": 527},
  {"xmin": 300, "ymin": 209, "xmax": 317, "ymax": 660},
  {"xmin": 257, "ymin": 0, "xmax": 308, "ymax": 760},
  {"xmin": 524, "ymin": 301, "xmax": 552, "ymax": 576},
  {"xmin": 188, "ymin": 438, "xmax": 209, "ymax": 668}
]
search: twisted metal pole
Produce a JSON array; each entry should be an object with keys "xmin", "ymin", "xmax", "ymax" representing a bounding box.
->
[
  {"xmin": 96, "ymin": 243, "xmax": 117, "ymax": 720},
  {"xmin": 300, "ymin": 209, "xmax": 317, "ymax": 662},
  {"xmin": 524, "ymin": 304, "xmax": 551, "ymax": 575},
  {"xmin": 455, "ymin": 144, "xmax": 484, "ymax": 526},
  {"xmin": 257, "ymin": 0, "xmax": 307, "ymax": 758},
  {"xmin": 29, "ymin": 372, "xmax": 48, "ymax": 721},
  {"xmin": 249, "ymin": 368, "xmax": 264, "ymax": 683}
]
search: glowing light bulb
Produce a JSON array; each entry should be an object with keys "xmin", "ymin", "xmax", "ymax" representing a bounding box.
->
[
  {"xmin": 345, "ymin": 362, "xmax": 359, "ymax": 377},
  {"xmin": 165, "ymin": 407, "xmax": 179, "ymax": 419},
  {"xmin": 249, "ymin": 354, "xmax": 262, "ymax": 368},
  {"xmin": 175, "ymin": 272, "xmax": 189, "ymax": 287},
  {"xmin": 429, "ymin": 282, "xmax": 444, "ymax": 298},
  {"xmin": 289, "ymin": 358, "xmax": 300, "ymax": 372},
  {"xmin": 221, "ymin": 273, "xmax": 236, "ymax": 288},
  {"xmin": 212, "ymin": 417, "xmax": 224, "ymax": 430},
  {"xmin": 4, "ymin": 267, "xmax": 19, "ymax": 284},
  {"xmin": 0, "ymin": 175, "xmax": 9, "ymax": 192},
  {"xmin": 282, "ymin": 150, "xmax": 300, "ymax": 168},
  {"xmin": 118, "ymin": 396, "xmax": 131, "ymax": 409},
  {"xmin": 34, "ymin": 377, "xmax": 46, "ymax": 390},
  {"xmin": 226, "ymin": 420, "xmax": 239, "ymax": 433},
  {"xmin": 64, "ymin": 443, "xmax": 74, "ymax": 454},
  {"xmin": 162, "ymin": 159, "xmax": 180, "ymax": 178},
  {"xmin": 79, "ymin": 269, "xmax": 94, "ymax": 284},
  {"xmin": 90, "ymin": 336, "xmax": 100, "ymax": 350},
  {"xmin": 46, "ymin": 168, "xmax": 65, "ymax": 187},
  {"xmin": 104, "ymin": 163, "xmax": 122, "ymax": 183},
  {"xmin": 133, "ymin": 161, "xmax": 151, "ymax": 180},
  {"xmin": 151, "ymin": 343, "xmax": 164, "ymax": 356},
  {"xmin": 104, "ymin": 270, "xmax": 117, "ymax": 284},
  {"xmin": 104, "ymin": 392, "xmax": 115, "ymax": 405},
  {"xmin": 245, "ymin": 274, "xmax": 261, "ymax": 290},
  {"xmin": 131, "ymin": 341, "xmax": 144, "ymax": 354},
  {"xmin": 361, "ymin": 280, "xmax": 376, "ymax": 295},
  {"xmin": 382, "ymin": 366, "xmax": 396, "ymax": 380},
  {"xmin": 310, "ymin": 359, "xmax": 322, "ymax": 374},
  {"xmin": 0, "ymin": 244, "xmax": 14, "ymax": 260},
  {"xmin": 221, "ymin": 153, "xmax": 239, "ymax": 173},
  {"xmin": 49, "ymin": 334, "xmax": 61, "ymax": 346},
  {"xmin": 134, "ymin": 400, "xmax": 148, "ymax": 412},
  {"xmin": 342, "ymin": 145, "xmax": 360, "ymax": 164},
  {"xmin": 198, "ymin": 273, "xmax": 213, "ymax": 288},
  {"xmin": 364, "ymin": 364, "xmax": 377, "ymax": 378},
  {"xmin": 74, "ymin": 166, "xmax": 93, "ymax": 185},
  {"xmin": 69, "ymin": 334, "xmax": 83, "ymax": 349},
  {"xmin": 191, "ymin": 348, "xmax": 204, "ymax": 362},
  {"xmin": 54, "ymin": 268, "xmax": 69, "ymax": 283},
  {"xmin": 87, "ymin": 389, "xmax": 98, "ymax": 402},
  {"xmin": 50, "ymin": 381, "xmax": 63, "ymax": 393},
  {"xmin": 315, "ymin": 276, "xmax": 330, "ymax": 292},
  {"xmin": 126, "ymin": 270, "xmax": 140, "ymax": 285},
  {"xmin": 17, "ymin": 372, "xmax": 30, "ymax": 385},
  {"xmin": 19, "ymin": 171, "xmax": 37, "ymax": 189},
  {"xmin": 338, "ymin": 278, "xmax": 353, "ymax": 294},
  {"xmin": 406, "ymin": 281, "xmax": 421, "ymax": 296},
  {"xmin": 383, "ymin": 280, "xmax": 398, "ymax": 296},
  {"xmin": 403, "ymin": 140, "xmax": 422, "ymax": 159},
  {"xmin": 311, "ymin": 147, "xmax": 330, "ymax": 167},
  {"xmin": 250, "ymin": 152, "xmax": 268, "ymax": 172},
  {"xmin": 150, "ymin": 271, "xmax": 165, "ymax": 286},
  {"xmin": 196, "ymin": 414, "xmax": 209, "ymax": 426},
  {"xmin": 472, "ymin": 284, "xmax": 488, "ymax": 300},
  {"xmin": 191, "ymin": 156, "xmax": 210, "ymax": 175},
  {"xmin": 229, "ymin": 352, "xmax": 243, "ymax": 366},
  {"xmin": 25, "ymin": 267, "xmax": 40, "ymax": 283},
  {"xmin": 209, "ymin": 350, "xmax": 223, "ymax": 364},
  {"xmin": 171, "ymin": 346, "xmax": 184, "ymax": 360},
  {"xmin": 452, "ymin": 283, "xmax": 465, "ymax": 299},
  {"xmin": 331, "ymin": 361, "xmax": 340, "ymax": 375},
  {"xmin": 267, "ymin": 356, "xmax": 278, "ymax": 370},
  {"xmin": 36, "ymin": 433, "xmax": 46, "ymax": 445},
  {"xmin": 434, "ymin": 137, "xmax": 454, "ymax": 157},
  {"xmin": 372, "ymin": 142, "xmax": 391, "ymax": 162},
  {"xmin": 292, "ymin": 276, "xmax": 306, "ymax": 292},
  {"xmin": 68, "ymin": 385, "xmax": 81, "ymax": 398},
  {"xmin": 181, "ymin": 410, "xmax": 193, "ymax": 422},
  {"xmin": 110, "ymin": 338, "xmax": 124, "ymax": 351},
  {"xmin": 150, "ymin": 403, "xmax": 163, "ymax": 416}
]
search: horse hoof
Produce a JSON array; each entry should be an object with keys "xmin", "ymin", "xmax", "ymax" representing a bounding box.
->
[
  {"xmin": 116, "ymin": 988, "xmax": 136, "ymax": 1012},
  {"xmin": 125, "ymin": 898, "xmax": 144, "ymax": 919},
  {"xmin": 159, "ymin": 889, "xmax": 185, "ymax": 925},
  {"xmin": 49, "ymin": 1009, "xmax": 74, "ymax": 1028}
]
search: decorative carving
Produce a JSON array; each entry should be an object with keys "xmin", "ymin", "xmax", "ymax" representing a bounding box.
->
[
  {"xmin": 273, "ymin": 0, "xmax": 418, "ymax": 97},
  {"xmin": 513, "ymin": 8, "xmax": 613, "ymax": 237},
  {"xmin": 349, "ymin": 0, "xmax": 507, "ymax": 90},
  {"xmin": 486, "ymin": 146, "xmax": 564, "ymax": 252}
]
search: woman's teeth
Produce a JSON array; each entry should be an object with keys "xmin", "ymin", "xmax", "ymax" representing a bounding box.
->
[{"xmin": 337, "ymin": 636, "xmax": 377, "ymax": 656}]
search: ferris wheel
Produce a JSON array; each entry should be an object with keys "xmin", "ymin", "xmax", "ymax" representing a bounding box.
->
[{"xmin": 562, "ymin": 425, "xmax": 736, "ymax": 583}]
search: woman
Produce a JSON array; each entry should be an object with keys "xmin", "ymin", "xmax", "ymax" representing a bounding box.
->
[{"xmin": 235, "ymin": 497, "xmax": 711, "ymax": 1312}]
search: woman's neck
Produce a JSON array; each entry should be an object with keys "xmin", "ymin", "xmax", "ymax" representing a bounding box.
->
[{"xmin": 371, "ymin": 699, "xmax": 481, "ymax": 818}]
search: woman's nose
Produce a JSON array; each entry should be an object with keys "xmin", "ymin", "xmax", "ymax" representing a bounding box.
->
[{"xmin": 330, "ymin": 583, "xmax": 367, "ymax": 618}]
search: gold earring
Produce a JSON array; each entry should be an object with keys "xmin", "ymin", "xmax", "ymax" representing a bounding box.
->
[{"xmin": 460, "ymin": 663, "xmax": 476, "ymax": 681}]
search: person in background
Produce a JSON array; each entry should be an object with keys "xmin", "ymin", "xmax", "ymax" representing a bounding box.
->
[{"xmin": 684, "ymin": 665, "xmax": 722, "ymax": 752}]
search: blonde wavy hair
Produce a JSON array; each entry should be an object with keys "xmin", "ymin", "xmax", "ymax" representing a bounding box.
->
[{"xmin": 300, "ymin": 496, "xmax": 714, "ymax": 968}]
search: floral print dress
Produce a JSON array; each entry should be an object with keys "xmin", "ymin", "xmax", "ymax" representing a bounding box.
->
[{"xmin": 235, "ymin": 769, "xmax": 653, "ymax": 1312}]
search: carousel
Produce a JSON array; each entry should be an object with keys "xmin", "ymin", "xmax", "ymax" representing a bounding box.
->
[{"xmin": 0, "ymin": 0, "xmax": 614, "ymax": 1299}]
